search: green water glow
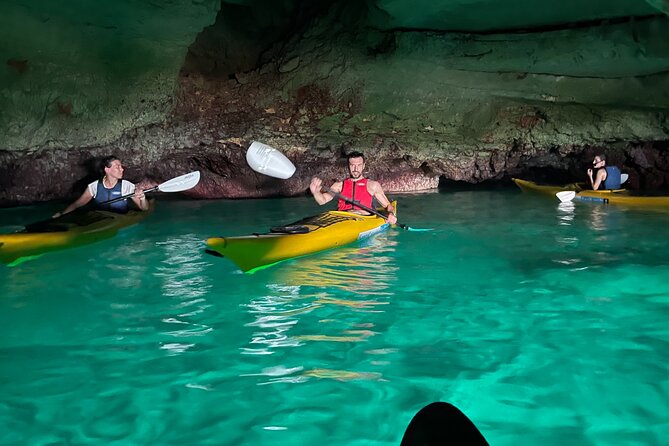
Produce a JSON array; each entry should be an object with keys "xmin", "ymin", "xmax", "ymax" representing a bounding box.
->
[{"xmin": 1, "ymin": 190, "xmax": 668, "ymax": 445}]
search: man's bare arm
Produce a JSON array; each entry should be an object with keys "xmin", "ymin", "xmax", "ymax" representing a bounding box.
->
[{"xmin": 310, "ymin": 178, "xmax": 342, "ymax": 205}]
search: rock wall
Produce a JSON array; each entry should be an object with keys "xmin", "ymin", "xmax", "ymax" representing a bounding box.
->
[
  {"xmin": 1, "ymin": 0, "xmax": 668, "ymax": 206},
  {"xmin": 169, "ymin": 13, "xmax": 669, "ymax": 197},
  {"xmin": 0, "ymin": 0, "xmax": 219, "ymax": 150}
]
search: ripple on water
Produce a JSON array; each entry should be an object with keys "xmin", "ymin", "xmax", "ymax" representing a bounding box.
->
[{"xmin": 2, "ymin": 195, "xmax": 669, "ymax": 445}]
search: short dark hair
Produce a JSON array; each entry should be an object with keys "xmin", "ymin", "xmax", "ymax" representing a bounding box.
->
[
  {"xmin": 100, "ymin": 155, "xmax": 120, "ymax": 174},
  {"xmin": 596, "ymin": 154, "xmax": 606, "ymax": 161},
  {"xmin": 346, "ymin": 151, "xmax": 365, "ymax": 161}
]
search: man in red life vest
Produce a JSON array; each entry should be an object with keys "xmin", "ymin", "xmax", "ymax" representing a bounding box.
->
[{"xmin": 309, "ymin": 151, "xmax": 398, "ymax": 225}]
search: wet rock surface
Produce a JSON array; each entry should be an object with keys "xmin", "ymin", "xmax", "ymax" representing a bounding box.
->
[
  {"xmin": 3, "ymin": 129, "xmax": 668, "ymax": 207},
  {"xmin": 1, "ymin": 2, "xmax": 668, "ymax": 206}
]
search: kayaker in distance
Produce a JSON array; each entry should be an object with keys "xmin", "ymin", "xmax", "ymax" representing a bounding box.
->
[
  {"xmin": 309, "ymin": 151, "xmax": 398, "ymax": 225},
  {"xmin": 588, "ymin": 154, "xmax": 621, "ymax": 190},
  {"xmin": 52, "ymin": 155, "xmax": 148, "ymax": 218}
]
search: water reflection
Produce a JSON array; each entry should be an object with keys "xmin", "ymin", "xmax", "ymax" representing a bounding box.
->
[
  {"xmin": 270, "ymin": 235, "xmax": 399, "ymax": 295},
  {"xmin": 556, "ymin": 201, "xmax": 575, "ymax": 226},
  {"xmin": 154, "ymin": 234, "xmax": 211, "ymax": 299},
  {"xmin": 586, "ymin": 205, "xmax": 611, "ymax": 233},
  {"xmin": 241, "ymin": 366, "xmax": 384, "ymax": 384},
  {"xmin": 554, "ymin": 202, "xmax": 579, "ymax": 254},
  {"xmin": 300, "ymin": 368, "xmax": 382, "ymax": 381},
  {"xmin": 241, "ymin": 235, "xmax": 399, "ymax": 378},
  {"xmin": 88, "ymin": 239, "xmax": 153, "ymax": 289},
  {"xmin": 242, "ymin": 286, "xmax": 309, "ymax": 355},
  {"xmin": 557, "ymin": 200, "xmax": 616, "ymax": 233},
  {"xmin": 552, "ymin": 200, "xmax": 630, "ymax": 271},
  {"xmin": 152, "ymin": 234, "xmax": 213, "ymax": 355}
]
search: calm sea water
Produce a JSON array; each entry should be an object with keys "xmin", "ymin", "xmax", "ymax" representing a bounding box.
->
[{"xmin": 1, "ymin": 190, "xmax": 668, "ymax": 445}]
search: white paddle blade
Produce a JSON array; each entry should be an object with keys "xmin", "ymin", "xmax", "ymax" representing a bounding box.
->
[
  {"xmin": 556, "ymin": 191, "xmax": 576, "ymax": 203},
  {"xmin": 158, "ymin": 171, "xmax": 201, "ymax": 193},
  {"xmin": 621, "ymin": 173, "xmax": 629, "ymax": 184},
  {"xmin": 246, "ymin": 141, "xmax": 296, "ymax": 179}
]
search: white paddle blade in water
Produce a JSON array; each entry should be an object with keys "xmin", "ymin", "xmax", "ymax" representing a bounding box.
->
[
  {"xmin": 556, "ymin": 191, "xmax": 576, "ymax": 203},
  {"xmin": 158, "ymin": 171, "xmax": 201, "ymax": 193},
  {"xmin": 246, "ymin": 141, "xmax": 296, "ymax": 179}
]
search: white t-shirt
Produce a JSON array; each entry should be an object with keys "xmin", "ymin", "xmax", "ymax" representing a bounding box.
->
[{"xmin": 87, "ymin": 179, "xmax": 135, "ymax": 198}]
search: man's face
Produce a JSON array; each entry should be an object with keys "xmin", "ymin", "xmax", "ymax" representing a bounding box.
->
[
  {"xmin": 348, "ymin": 157, "xmax": 365, "ymax": 179},
  {"xmin": 593, "ymin": 157, "xmax": 604, "ymax": 168}
]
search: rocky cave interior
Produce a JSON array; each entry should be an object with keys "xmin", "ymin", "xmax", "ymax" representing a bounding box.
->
[{"xmin": 1, "ymin": 0, "xmax": 668, "ymax": 205}]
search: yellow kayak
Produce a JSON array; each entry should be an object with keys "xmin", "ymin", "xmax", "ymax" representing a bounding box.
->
[
  {"xmin": 514, "ymin": 178, "xmax": 669, "ymax": 206},
  {"xmin": 0, "ymin": 204, "xmax": 153, "ymax": 266},
  {"xmin": 571, "ymin": 189, "xmax": 669, "ymax": 206},
  {"xmin": 512, "ymin": 178, "xmax": 586, "ymax": 197},
  {"xmin": 207, "ymin": 203, "xmax": 395, "ymax": 273}
]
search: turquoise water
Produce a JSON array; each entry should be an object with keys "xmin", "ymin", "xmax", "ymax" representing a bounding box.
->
[{"xmin": 1, "ymin": 190, "xmax": 669, "ymax": 445}]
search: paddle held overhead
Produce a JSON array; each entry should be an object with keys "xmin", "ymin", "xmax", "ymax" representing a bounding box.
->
[
  {"xmin": 246, "ymin": 141, "xmax": 296, "ymax": 179},
  {"xmin": 245, "ymin": 141, "xmax": 431, "ymax": 231}
]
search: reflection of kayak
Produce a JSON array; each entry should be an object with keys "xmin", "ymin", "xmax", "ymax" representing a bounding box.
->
[
  {"xmin": 0, "ymin": 203, "xmax": 153, "ymax": 266},
  {"xmin": 206, "ymin": 203, "xmax": 395, "ymax": 273},
  {"xmin": 512, "ymin": 178, "xmax": 585, "ymax": 197},
  {"xmin": 273, "ymin": 240, "xmax": 397, "ymax": 292},
  {"xmin": 514, "ymin": 178, "xmax": 669, "ymax": 206}
]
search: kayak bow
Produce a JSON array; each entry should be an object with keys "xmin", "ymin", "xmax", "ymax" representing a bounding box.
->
[
  {"xmin": 206, "ymin": 203, "xmax": 395, "ymax": 273},
  {"xmin": 0, "ymin": 204, "xmax": 153, "ymax": 266}
]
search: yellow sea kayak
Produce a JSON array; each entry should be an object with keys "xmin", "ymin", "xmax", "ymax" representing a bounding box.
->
[
  {"xmin": 206, "ymin": 203, "xmax": 395, "ymax": 273},
  {"xmin": 0, "ymin": 203, "xmax": 153, "ymax": 266},
  {"xmin": 514, "ymin": 178, "xmax": 669, "ymax": 207},
  {"xmin": 512, "ymin": 178, "xmax": 585, "ymax": 197},
  {"xmin": 571, "ymin": 189, "xmax": 669, "ymax": 206}
]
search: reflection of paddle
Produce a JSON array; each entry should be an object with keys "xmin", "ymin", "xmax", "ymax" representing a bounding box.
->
[
  {"xmin": 400, "ymin": 402, "xmax": 489, "ymax": 446},
  {"xmin": 102, "ymin": 171, "xmax": 201, "ymax": 205},
  {"xmin": 324, "ymin": 187, "xmax": 431, "ymax": 232}
]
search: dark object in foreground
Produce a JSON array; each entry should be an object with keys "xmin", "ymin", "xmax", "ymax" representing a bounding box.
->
[{"xmin": 400, "ymin": 402, "xmax": 489, "ymax": 446}]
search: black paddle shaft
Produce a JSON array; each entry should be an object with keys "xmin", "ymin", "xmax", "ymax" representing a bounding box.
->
[
  {"xmin": 102, "ymin": 185, "xmax": 159, "ymax": 205},
  {"xmin": 323, "ymin": 187, "xmax": 410, "ymax": 230}
]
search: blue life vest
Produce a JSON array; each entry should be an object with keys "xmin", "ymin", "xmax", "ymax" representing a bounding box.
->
[
  {"xmin": 94, "ymin": 179, "xmax": 129, "ymax": 213},
  {"xmin": 603, "ymin": 166, "xmax": 622, "ymax": 190}
]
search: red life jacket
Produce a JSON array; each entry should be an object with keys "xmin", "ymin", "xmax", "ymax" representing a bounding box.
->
[{"xmin": 338, "ymin": 178, "xmax": 373, "ymax": 211}]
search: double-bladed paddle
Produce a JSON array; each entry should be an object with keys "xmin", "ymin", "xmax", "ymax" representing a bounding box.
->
[
  {"xmin": 246, "ymin": 142, "xmax": 431, "ymax": 231},
  {"xmin": 555, "ymin": 173, "xmax": 628, "ymax": 203},
  {"xmin": 323, "ymin": 187, "xmax": 431, "ymax": 232},
  {"xmin": 102, "ymin": 171, "xmax": 201, "ymax": 205},
  {"xmin": 556, "ymin": 191, "xmax": 577, "ymax": 203},
  {"xmin": 246, "ymin": 141, "xmax": 296, "ymax": 179}
]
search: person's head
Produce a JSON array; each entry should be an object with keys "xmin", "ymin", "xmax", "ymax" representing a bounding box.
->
[
  {"xmin": 593, "ymin": 154, "xmax": 606, "ymax": 168},
  {"xmin": 101, "ymin": 155, "xmax": 124, "ymax": 178},
  {"xmin": 346, "ymin": 151, "xmax": 365, "ymax": 179}
]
